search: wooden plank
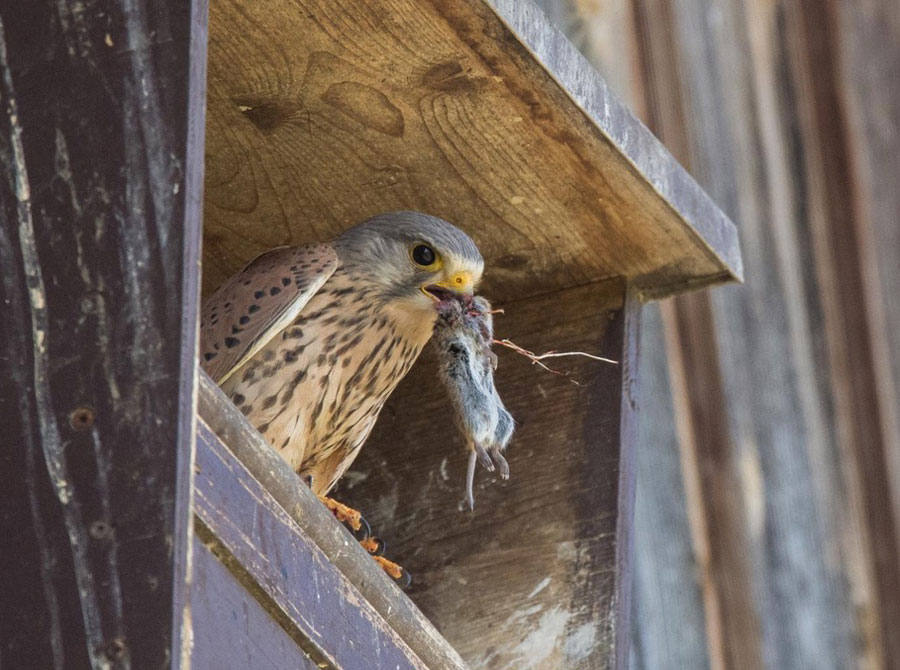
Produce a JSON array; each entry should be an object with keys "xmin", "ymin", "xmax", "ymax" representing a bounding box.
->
[
  {"xmin": 196, "ymin": 372, "xmax": 469, "ymax": 670},
  {"xmin": 628, "ymin": 304, "xmax": 710, "ymax": 670},
  {"xmin": 202, "ymin": 0, "xmax": 740, "ymax": 303},
  {"xmin": 194, "ymin": 418, "xmax": 432, "ymax": 670},
  {"xmin": 784, "ymin": 1, "xmax": 900, "ymax": 665},
  {"xmin": 338, "ymin": 278, "xmax": 639, "ymax": 670},
  {"xmin": 659, "ymin": 296, "xmax": 763, "ymax": 670},
  {"xmin": 191, "ymin": 537, "xmax": 319, "ymax": 670},
  {"xmin": 835, "ymin": 0, "xmax": 900, "ymax": 548},
  {"xmin": 0, "ymin": 1, "xmax": 205, "ymax": 667},
  {"xmin": 627, "ymin": 0, "xmax": 890, "ymax": 668},
  {"xmin": 542, "ymin": 1, "xmax": 900, "ymax": 668},
  {"xmin": 479, "ymin": 0, "xmax": 741, "ymax": 293}
]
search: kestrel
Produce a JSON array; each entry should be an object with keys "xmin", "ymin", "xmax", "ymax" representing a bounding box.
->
[{"xmin": 200, "ymin": 211, "xmax": 483, "ymax": 538}]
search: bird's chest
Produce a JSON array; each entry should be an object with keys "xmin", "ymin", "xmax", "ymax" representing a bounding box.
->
[{"xmin": 222, "ymin": 279, "xmax": 429, "ymax": 471}]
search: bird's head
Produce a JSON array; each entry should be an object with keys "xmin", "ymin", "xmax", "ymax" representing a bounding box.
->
[{"xmin": 333, "ymin": 212, "xmax": 484, "ymax": 320}]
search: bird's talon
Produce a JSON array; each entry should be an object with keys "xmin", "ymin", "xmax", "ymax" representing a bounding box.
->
[
  {"xmin": 374, "ymin": 556, "xmax": 411, "ymax": 589},
  {"xmin": 351, "ymin": 515, "xmax": 372, "ymax": 541},
  {"xmin": 395, "ymin": 567, "xmax": 412, "ymax": 590},
  {"xmin": 320, "ymin": 497, "xmax": 369, "ymax": 538},
  {"xmin": 361, "ymin": 536, "xmax": 385, "ymax": 556}
]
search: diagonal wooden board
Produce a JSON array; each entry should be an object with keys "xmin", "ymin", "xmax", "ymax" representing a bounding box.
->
[{"xmin": 203, "ymin": 0, "xmax": 742, "ymax": 302}]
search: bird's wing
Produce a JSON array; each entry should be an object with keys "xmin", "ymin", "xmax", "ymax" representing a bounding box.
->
[{"xmin": 200, "ymin": 244, "xmax": 338, "ymax": 384}]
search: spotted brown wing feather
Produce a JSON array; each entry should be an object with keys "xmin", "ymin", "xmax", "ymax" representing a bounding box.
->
[{"xmin": 200, "ymin": 244, "xmax": 338, "ymax": 383}]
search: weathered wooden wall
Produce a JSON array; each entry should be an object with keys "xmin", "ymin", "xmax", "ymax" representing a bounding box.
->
[
  {"xmin": 0, "ymin": 0, "xmax": 206, "ymax": 667},
  {"xmin": 537, "ymin": 0, "xmax": 900, "ymax": 668}
]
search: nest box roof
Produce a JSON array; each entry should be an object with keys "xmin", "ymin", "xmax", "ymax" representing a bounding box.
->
[{"xmin": 203, "ymin": 0, "xmax": 743, "ymax": 301}]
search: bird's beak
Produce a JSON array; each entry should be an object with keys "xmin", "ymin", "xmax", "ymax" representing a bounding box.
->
[{"xmin": 422, "ymin": 270, "xmax": 475, "ymax": 302}]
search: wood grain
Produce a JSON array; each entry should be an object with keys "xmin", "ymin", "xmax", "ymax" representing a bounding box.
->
[
  {"xmin": 0, "ymin": 1, "xmax": 205, "ymax": 667},
  {"xmin": 536, "ymin": 1, "xmax": 900, "ymax": 669},
  {"xmin": 339, "ymin": 278, "xmax": 638, "ymax": 670},
  {"xmin": 202, "ymin": 0, "xmax": 741, "ymax": 303},
  {"xmin": 626, "ymin": 0, "xmax": 898, "ymax": 667},
  {"xmin": 628, "ymin": 304, "xmax": 710, "ymax": 670},
  {"xmin": 786, "ymin": 1, "xmax": 900, "ymax": 665},
  {"xmin": 191, "ymin": 537, "xmax": 320, "ymax": 670}
]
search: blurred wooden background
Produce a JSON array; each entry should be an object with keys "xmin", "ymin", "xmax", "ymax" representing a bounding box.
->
[{"xmin": 533, "ymin": 0, "xmax": 900, "ymax": 668}]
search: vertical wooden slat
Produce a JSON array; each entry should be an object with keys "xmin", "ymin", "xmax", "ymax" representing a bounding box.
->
[
  {"xmin": 0, "ymin": 1, "xmax": 205, "ymax": 666},
  {"xmin": 659, "ymin": 296, "xmax": 762, "ymax": 670},
  {"xmin": 834, "ymin": 3, "xmax": 900, "ymax": 501},
  {"xmin": 614, "ymin": 289, "xmax": 641, "ymax": 670},
  {"xmin": 628, "ymin": 305, "xmax": 710, "ymax": 670},
  {"xmin": 628, "ymin": 3, "xmax": 763, "ymax": 667},
  {"xmin": 629, "ymin": 0, "xmax": 866, "ymax": 668},
  {"xmin": 628, "ymin": 0, "xmax": 900, "ymax": 666},
  {"xmin": 785, "ymin": 1, "xmax": 900, "ymax": 665},
  {"xmin": 535, "ymin": 0, "xmax": 900, "ymax": 668}
]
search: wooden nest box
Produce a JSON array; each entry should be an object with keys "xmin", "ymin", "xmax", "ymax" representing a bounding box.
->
[{"xmin": 1, "ymin": 0, "xmax": 740, "ymax": 669}]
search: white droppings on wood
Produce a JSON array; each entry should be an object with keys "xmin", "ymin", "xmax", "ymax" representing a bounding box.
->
[
  {"xmin": 527, "ymin": 576, "xmax": 551, "ymax": 599},
  {"xmin": 507, "ymin": 607, "xmax": 572, "ymax": 669},
  {"xmin": 562, "ymin": 622, "xmax": 598, "ymax": 663}
]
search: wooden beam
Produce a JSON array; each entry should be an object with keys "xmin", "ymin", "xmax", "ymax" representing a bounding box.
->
[
  {"xmin": 191, "ymin": 538, "xmax": 321, "ymax": 670},
  {"xmin": 196, "ymin": 373, "xmax": 469, "ymax": 670},
  {"xmin": 628, "ymin": 304, "xmax": 711, "ymax": 670},
  {"xmin": 0, "ymin": 1, "xmax": 206, "ymax": 666},
  {"xmin": 340, "ymin": 278, "xmax": 640, "ymax": 670},
  {"xmin": 194, "ymin": 418, "xmax": 433, "ymax": 670},
  {"xmin": 202, "ymin": 0, "xmax": 741, "ymax": 303}
]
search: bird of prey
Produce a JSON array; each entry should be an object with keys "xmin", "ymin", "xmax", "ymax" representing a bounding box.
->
[{"xmin": 200, "ymin": 211, "xmax": 483, "ymax": 574}]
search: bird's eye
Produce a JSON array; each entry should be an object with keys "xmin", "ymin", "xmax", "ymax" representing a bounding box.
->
[{"xmin": 411, "ymin": 243, "xmax": 437, "ymax": 267}]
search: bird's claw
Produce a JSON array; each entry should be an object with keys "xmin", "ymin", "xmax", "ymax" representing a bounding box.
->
[
  {"xmin": 320, "ymin": 497, "xmax": 370, "ymax": 540},
  {"xmin": 374, "ymin": 556, "xmax": 412, "ymax": 590},
  {"xmin": 350, "ymin": 515, "xmax": 372, "ymax": 541},
  {"xmin": 318, "ymin": 499, "xmax": 408, "ymax": 586},
  {"xmin": 360, "ymin": 536, "xmax": 385, "ymax": 557}
]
